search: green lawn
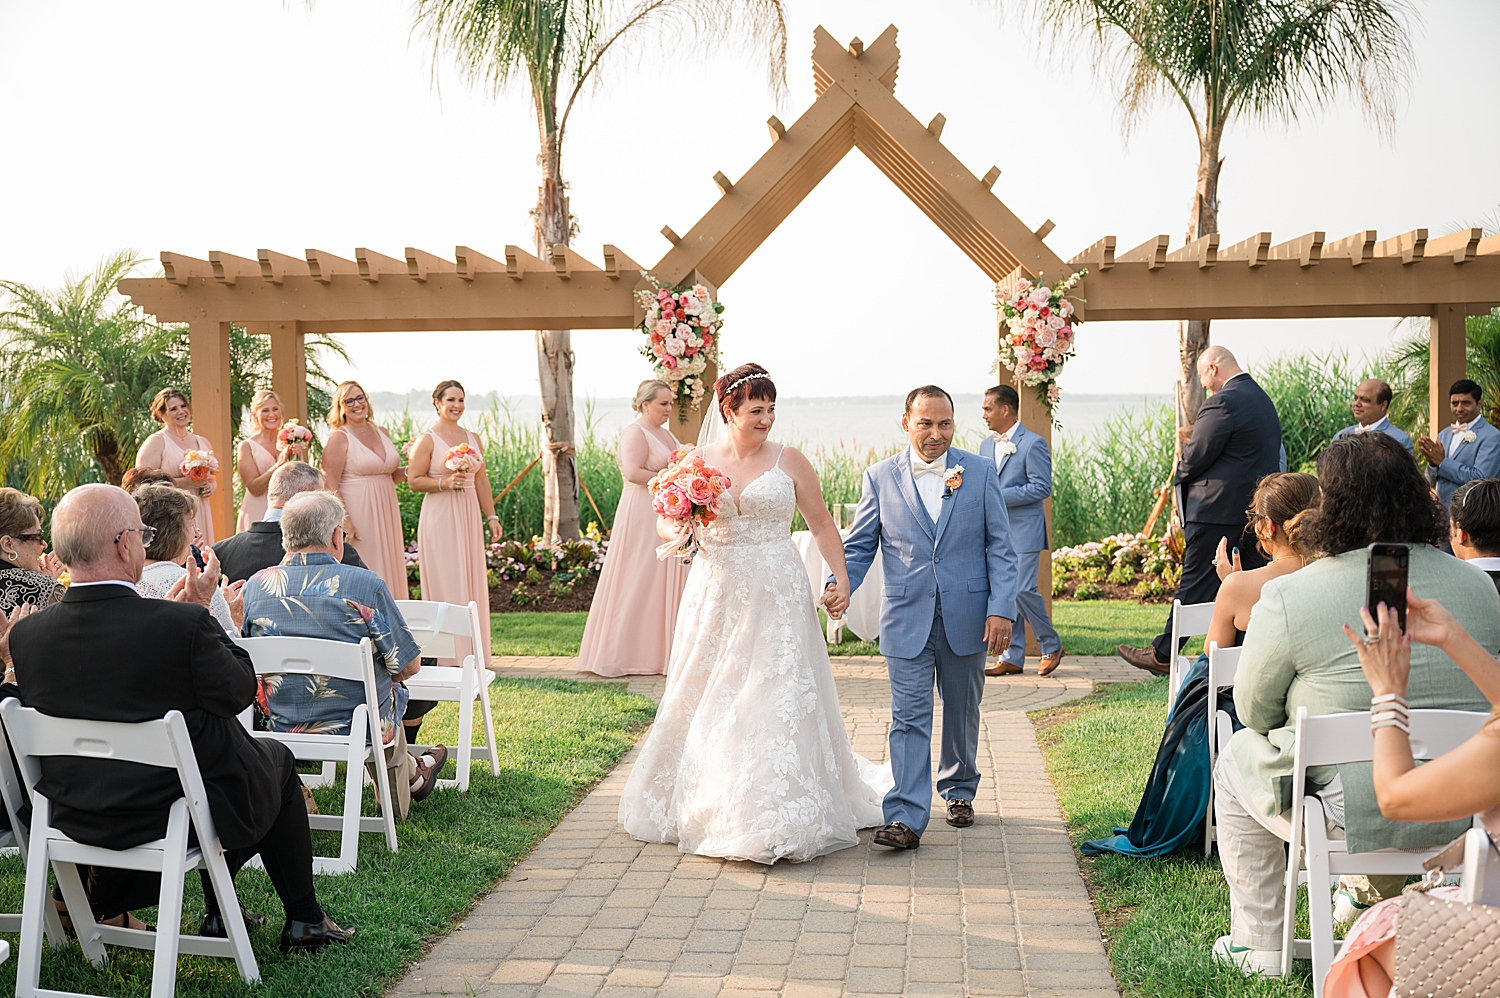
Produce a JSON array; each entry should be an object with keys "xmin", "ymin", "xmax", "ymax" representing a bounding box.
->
[
  {"xmin": 491, "ymin": 600, "xmax": 1193, "ymax": 660},
  {"xmin": 1032, "ymin": 679, "xmax": 1312, "ymax": 997},
  {"xmin": 0, "ymin": 677, "xmax": 656, "ymax": 998}
]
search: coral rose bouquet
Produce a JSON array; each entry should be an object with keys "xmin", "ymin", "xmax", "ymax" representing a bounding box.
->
[
  {"xmin": 647, "ymin": 449, "xmax": 730, "ymax": 563},
  {"xmin": 276, "ymin": 418, "xmax": 313, "ymax": 450},
  {"xmin": 996, "ymin": 269, "xmax": 1086, "ymax": 418},
  {"xmin": 179, "ymin": 449, "xmax": 218, "ymax": 492},
  {"xmin": 443, "ymin": 442, "xmax": 483, "ymax": 484},
  {"xmin": 636, "ymin": 280, "xmax": 725, "ymax": 421}
]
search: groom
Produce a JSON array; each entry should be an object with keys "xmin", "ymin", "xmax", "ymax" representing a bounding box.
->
[{"xmin": 825, "ymin": 386, "xmax": 1018, "ymax": 849}]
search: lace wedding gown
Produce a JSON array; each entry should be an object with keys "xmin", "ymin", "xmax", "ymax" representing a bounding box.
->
[{"xmin": 618, "ymin": 450, "xmax": 891, "ymax": 864}]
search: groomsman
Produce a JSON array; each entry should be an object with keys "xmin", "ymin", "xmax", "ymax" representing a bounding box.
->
[
  {"xmin": 978, "ymin": 385, "xmax": 1063, "ymax": 677},
  {"xmin": 1418, "ymin": 379, "xmax": 1500, "ymax": 507},
  {"xmin": 1118, "ymin": 346, "xmax": 1282, "ymax": 675},
  {"xmin": 1333, "ymin": 378, "xmax": 1412, "ymax": 450}
]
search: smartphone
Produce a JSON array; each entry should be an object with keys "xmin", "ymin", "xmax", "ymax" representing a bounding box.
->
[{"xmin": 1366, "ymin": 543, "xmax": 1409, "ymax": 633}]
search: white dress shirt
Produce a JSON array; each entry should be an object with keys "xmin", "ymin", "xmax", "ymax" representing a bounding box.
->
[
  {"xmin": 910, "ymin": 447, "xmax": 947, "ymax": 522},
  {"xmin": 65, "ymin": 579, "xmax": 137, "ymax": 590},
  {"xmin": 1356, "ymin": 415, "xmax": 1391, "ymax": 435},
  {"xmin": 1465, "ymin": 556, "xmax": 1500, "ymax": 574},
  {"xmin": 1447, "ymin": 418, "xmax": 1480, "ymax": 460},
  {"xmin": 992, "ymin": 426, "xmax": 1016, "ymax": 473}
]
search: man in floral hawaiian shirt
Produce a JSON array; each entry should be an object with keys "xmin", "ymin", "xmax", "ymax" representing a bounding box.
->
[{"xmin": 242, "ymin": 491, "xmax": 438, "ymax": 814}]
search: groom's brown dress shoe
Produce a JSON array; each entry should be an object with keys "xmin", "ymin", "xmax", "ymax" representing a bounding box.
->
[
  {"xmin": 1038, "ymin": 650, "xmax": 1064, "ymax": 677},
  {"xmin": 985, "ymin": 661, "xmax": 1023, "ymax": 677},
  {"xmin": 946, "ymin": 799, "xmax": 974, "ymax": 827},
  {"xmin": 873, "ymin": 822, "xmax": 920, "ymax": 849},
  {"xmin": 1117, "ymin": 644, "xmax": 1171, "ymax": 676}
]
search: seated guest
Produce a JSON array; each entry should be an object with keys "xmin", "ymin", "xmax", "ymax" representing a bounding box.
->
[
  {"xmin": 1212, "ymin": 432, "xmax": 1499, "ymax": 978},
  {"xmin": 133, "ymin": 484, "xmax": 243, "ymax": 635},
  {"xmin": 1418, "ymin": 379, "xmax": 1500, "ymax": 507},
  {"xmin": 1083, "ymin": 472, "xmax": 1320, "ymax": 858},
  {"xmin": 0, "ymin": 487, "xmax": 65, "ymax": 613},
  {"xmin": 1333, "ymin": 378, "xmax": 1412, "ymax": 451},
  {"xmin": 1324, "ymin": 593, "xmax": 1500, "ymax": 997},
  {"xmin": 2, "ymin": 484, "xmax": 353, "ymax": 950},
  {"xmin": 1448, "ymin": 479, "xmax": 1500, "ymax": 589},
  {"xmin": 242, "ymin": 491, "xmax": 444, "ymax": 808},
  {"xmin": 120, "ymin": 467, "xmax": 174, "ymax": 493},
  {"xmin": 214, "ymin": 462, "xmax": 367, "ymax": 583}
]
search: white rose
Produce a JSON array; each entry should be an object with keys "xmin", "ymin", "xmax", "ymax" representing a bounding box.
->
[
  {"xmin": 1047, "ymin": 314, "xmax": 1065, "ymax": 330},
  {"xmin": 1029, "ymin": 287, "xmax": 1051, "ymax": 305},
  {"xmin": 665, "ymin": 337, "xmax": 685, "ymax": 357},
  {"xmin": 676, "ymin": 323, "xmax": 692, "ymax": 338}
]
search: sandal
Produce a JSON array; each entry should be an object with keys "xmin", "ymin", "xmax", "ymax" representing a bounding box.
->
[
  {"xmin": 55, "ymin": 899, "xmax": 154, "ymax": 935},
  {"xmin": 409, "ymin": 745, "xmax": 448, "ymax": 803}
]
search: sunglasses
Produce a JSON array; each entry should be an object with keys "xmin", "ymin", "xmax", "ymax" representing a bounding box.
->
[
  {"xmin": 114, "ymin": 526, "xmax": 158, "ymax": 546},
  {"xmin": 8, "ymin": 531, "xmax": 43, "ymax": 543}
]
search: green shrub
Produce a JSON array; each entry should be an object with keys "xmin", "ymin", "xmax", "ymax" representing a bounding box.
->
[
  {"xmin": 1108, "ymin": 562, "xmax": 1137, "ymax": 585},
  {"xmin": 1051, "ymin": 572, "xmax": 1068, "ymax": 597},
  {"xmin": 1079, "ymin": 566, "xmax": 1106, "ymax": 584},
  {"xmin": 1133, "ymin": 577, "xmax": 1166, "ymax": 599},
  {"xmin": 1075, "ymin": 581, "xmax": 1102, "ymax": 601}
]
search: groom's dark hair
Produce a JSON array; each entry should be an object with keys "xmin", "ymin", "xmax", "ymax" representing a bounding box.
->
[
  {"xmin": 905, "ymin": 385, "xmax": 953, "ymax": 414},
  {"xmin": 986, "ymin": 385, "xmax": 1020, "ymax": 410}
]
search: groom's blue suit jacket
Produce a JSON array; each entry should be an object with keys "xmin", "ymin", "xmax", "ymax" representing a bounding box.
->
[{"xmin": 842, "ymin": 447, "xmax": 1019, "ymax": 661}]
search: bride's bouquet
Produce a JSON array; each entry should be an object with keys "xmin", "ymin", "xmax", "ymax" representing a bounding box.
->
[
  {"xmin": 179, "ymin": 449, "xmax": 218, "ymax": 490},
  {"xmin": 276, "ymin": 418, "xmax": 313, "ymax": 449},
  {"xmin": 444, "ymin": 442, "xmax": 483, "ymax": 479},
  {"xmin": 648, "ymin": 449, "xmax": 730, "ymax": 563}
]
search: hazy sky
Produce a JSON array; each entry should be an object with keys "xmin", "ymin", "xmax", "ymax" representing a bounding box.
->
[{"xmin": 3, "ymin": 0, "xmax": 1496, "ymax": 402}]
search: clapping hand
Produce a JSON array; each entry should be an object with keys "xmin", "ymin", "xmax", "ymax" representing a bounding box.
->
[
  {"xmin": 1214, "ymin": 537, "xmax": 1243, "ymax": 581},
  {"xmin": 0, "ymin": 602, "xmax": 38, "ymax": 670},
  {"xmin": 1417, "ymin": 436, "xmax": 1444, "ymax": 465},
  {"xmin": 224, "ymin": 579, "xmax": 247, "ymax": 629},
  {"xmin": 41, "ymin": 552, "xmax": 65, "ymax": 579},
  {"xmin": 168, "ymin": 547, "xmax": 223, "ymax": 607}
]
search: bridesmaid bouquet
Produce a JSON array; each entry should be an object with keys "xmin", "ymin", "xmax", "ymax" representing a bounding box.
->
[
  {"xmin": 648, "ymin": 450, "xmax": 730, "ymax": 563},
  {"xmin": 444, "ymin": 442, "xmax": 483, "ymax": 475},
  {"xmin": 179, "ymin": 449, "xmax": 218, "ymax": 488},
  {"xmin": 276, "ymin": 418, "xmax": 313, "ymax": 448}
]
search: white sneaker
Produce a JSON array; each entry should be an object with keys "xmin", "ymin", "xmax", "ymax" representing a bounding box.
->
[
  {"xmin": 1212, "ymin": 935, "xmax": 1282, "ymax": 977},
  {"xmin": 1333, "ymin": 887, "xmax": 1374, "ymax": 928}
]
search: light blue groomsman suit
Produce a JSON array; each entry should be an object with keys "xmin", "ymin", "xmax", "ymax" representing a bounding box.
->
[
  {"xmin": 979, "ymin": 424, "xmax": 1062, "ymax": 668},
  {"xmin": 1333, "ymin": 415, "xmax": 1413, "ymax": 451},
  {"xmin": 1428, "ymin": 415, "xmax": 1500, "ymax": 507},
  {"xmin": 841, "ymin": 445, "xmax": 1018, "ymax": 836}
]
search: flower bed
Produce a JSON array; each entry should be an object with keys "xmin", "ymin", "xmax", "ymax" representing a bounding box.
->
[
  {"xmin": 405, "ymin": 528, "xmax": 608, "ymax": 613},
  {"xmin": 1052, "ymin": 532, "xmax": 1181, "ymax": 603}
]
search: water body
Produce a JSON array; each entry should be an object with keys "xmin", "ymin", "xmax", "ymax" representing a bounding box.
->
[{"xmin": 370, "ymin": 390, "xmax": 1171, "ymax": 452}]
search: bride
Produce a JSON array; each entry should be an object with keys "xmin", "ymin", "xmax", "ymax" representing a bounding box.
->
[{"xmin": 618, "ymin": 362, "xmax": 891, "ymax": 863}]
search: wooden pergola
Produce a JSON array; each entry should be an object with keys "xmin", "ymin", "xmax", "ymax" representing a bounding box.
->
[{"xmin": 120, "ymin": 23, "xmax": 1500, "ymax": 543}]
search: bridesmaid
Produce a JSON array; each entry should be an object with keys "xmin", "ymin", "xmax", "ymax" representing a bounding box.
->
[
  {"xmin": 235, "ymin": 389, "xmax": 307, "ymax": 532},
  {"xmin": 134, "ymin": 388, "xmax": 218, "ymax": 546},
  {"xmin": 576, "ymin": 379, "xmax": 689, "ymax": 677},
  {"xmin": 407, "ymin": 380, "xmax": 499, "ymax": 666},
  {"xmin": 321, "ymin": 380, "xmax": 409, "ymax": 599}
]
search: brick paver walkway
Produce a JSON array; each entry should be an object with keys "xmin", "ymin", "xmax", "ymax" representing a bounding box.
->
[{"xmin": 390, "ymin": 655, "xmax": 1145, "ymax": 998}]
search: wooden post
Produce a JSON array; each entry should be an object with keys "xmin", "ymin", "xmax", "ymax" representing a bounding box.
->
[
  {"xmin": 1430, "ymin": 304, "xmax": 1468, "ymax": 434},
  {"xmin": 1017, "ymin": 382, "xmax": 1053, "ymax": 656},
  {"xmin": 269, "ymin": 320, "xmax": 309, "ymax": 425},
  {"xmin": 189, "ymin": 320, "xmax": 234, "ymax": 537}
]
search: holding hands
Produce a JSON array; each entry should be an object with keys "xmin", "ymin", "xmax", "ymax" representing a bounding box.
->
[{"xmin": 820, "ymin": 581, "xmax": 850, "ymax": 620}]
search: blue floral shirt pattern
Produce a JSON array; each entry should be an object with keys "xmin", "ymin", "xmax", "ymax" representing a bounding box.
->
[{"xmin": 242, "ymin": 552, "xmax": 421, "ymax": 743}]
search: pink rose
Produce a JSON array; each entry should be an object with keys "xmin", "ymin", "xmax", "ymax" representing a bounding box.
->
[
  {"xmin": 654, "ymin": 484, "xmax": 689, "ymax": 519},
  {"xmin": 662, "ymin": 355, "xmax": 678, "ymax": 370},
  {"xmin": 1029, "ymin": 356, "xmax": 1047, "ymax": 370},
  {"xmin": 685, "ymin": 475, "xmax": 715, "ymax": 505},
  {"xmin": 709, "ymin": 475, "xmax": 728, "ymax": 495}
]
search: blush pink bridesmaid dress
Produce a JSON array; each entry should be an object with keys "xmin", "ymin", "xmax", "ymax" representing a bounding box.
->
[
  {"xmin": 416, "ymin": 428, "xmax": 492, "ymax": 665},
  {"xmin": 334, "ymin": 428, "xmax": 409, "ymax": 600},
  {"xmin": 576, "ymin": 423, "xmax": 689, "ymax": 676},
  {"xmin": 235, "ymin": 438, "xmax": 277, "ymax": 532},
  {"xmin": 156, "ymin": 431, "xmax": 216, "ymax": 547}
]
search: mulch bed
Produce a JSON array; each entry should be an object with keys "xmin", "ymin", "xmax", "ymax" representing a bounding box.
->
[
  {"xmin": 489, "ymin": 572, "xmax": 598, "ymax": 614},
  {"xmin": 1053, "ymin": 578, "xmax": 1172, "ymax": 604}
]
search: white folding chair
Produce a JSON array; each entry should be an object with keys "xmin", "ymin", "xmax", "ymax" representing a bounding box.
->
[
  {"xmin": 1167, "ymin": 599, "xmax": 1215, "ymax": 709},
  {"xmin": 1279, "ymin": 706, "xmax": 1490, "ymax": 995},
  {"xmin": 1, "ymin": 702, "xmax": 260, "ymax": 998},
  {"xmin": 0, "ymin": 712, "xmax": 66, "ymax": 945},
  {"xmin": 396, "ymin": 599, "xmax": 499, "ymax": 791},
  {"xmin": 1202, "ymin": 641, "xmax": 1242, "ymax": 855},
  {"xmin": 236, "ymin": 635, "xmax": 399, "ymax": 874}
]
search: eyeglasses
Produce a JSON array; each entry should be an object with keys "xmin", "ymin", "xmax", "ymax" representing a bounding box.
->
[
  {"xmin": 7, "ymin": 531, "xmax": 43, "ymax": 543},
  {"xmin": 114, "ymin": 526, "xmax": 158, "ymax": 546},
  {"xmin": 343, "ymin": 395, "xmax": 367, "ymax": 406}
]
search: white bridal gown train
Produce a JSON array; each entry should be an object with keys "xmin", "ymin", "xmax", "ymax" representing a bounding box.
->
[{"xmin": 618, "ymin": 449, "xmax": 892, "ymax": 864}]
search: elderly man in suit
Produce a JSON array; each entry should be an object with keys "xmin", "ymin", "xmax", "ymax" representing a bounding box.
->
[
  {"xmin": 978, "ymin": 384, "xmax": 1063, "ymax": 677},
  {"xmin": 1119, "ymin": 346, "xmax": 1283, "ymax": 674},
  {"xmin": 1333, "ymin": 378, "xmax": 1412, "ymax": 451},
  {"xmin": 215, "ymin": 461, "xmax": 366, "ymax": 583},
  {"xmin": 0, "ymin": 483, "xmax": 354, "ymax": 952},
  {"xmin": 1417, "ymin": 379, "xmax": 1500, "ymax": 508}
]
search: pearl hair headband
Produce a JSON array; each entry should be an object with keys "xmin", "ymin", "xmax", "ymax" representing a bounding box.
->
[{"xmin": 725, "ymin": 372, "xmax": 771, "ymax": 394}]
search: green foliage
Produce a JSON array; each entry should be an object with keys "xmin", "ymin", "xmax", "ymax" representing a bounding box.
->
[
  {"xmin": 1255, "ymin": 351, "xmax": 1372, "ymax": 472},
  {"xmin": 1074, "ymin": 581, "xmax": 1102, "ymax": 600},
  {"xmin": 1384, "ymin": 308, "xmax": 1500, "ymax": 439},
  {"xmin": 1053, "ymin": 402, "xmax": 1176, "ymax": 547}
]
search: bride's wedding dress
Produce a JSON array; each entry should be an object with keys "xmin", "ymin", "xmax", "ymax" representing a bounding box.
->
[{"xmin": 618, "ymin": 448, "xmax": 891, "ymax": 863}]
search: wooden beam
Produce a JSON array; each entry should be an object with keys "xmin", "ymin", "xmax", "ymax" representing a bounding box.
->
[
  {"xmin": 208, "ymin": 251, "xmax": 260, "ymax": 285},
  {"xmin": 188, "ymin": 320, "xmax": 234, "ymax": 537},
  {"xmin": 258, "ymin": 249, "xmax": 309, "ymax": 285},
  {"xmin": 268, "ymin": 320, "xmax": 308, "ymax": 428},
  {"xmin": 712, "ymin": 171, "xmax": 733, "ymax": 196},
  {"xmin": 305, "ymin": 249, "xmax": 359, "ymax": 283},
  {"xmin": 1017, "ymin": 384, "xmax": 1053, "ymax": 633},
  {"xmin": 1480, "ymin": 235, "xmax": 1500, "ymax": 256},
  {"xmin": 1033, "ymin": 219, "xmax": 1056, "ymax": 241},
  {"xmin": 1431, "ymin": 304, "xmax": 1468, "ymax": 436},
  {"xmin": 1375, "ymin": 228, "xmax": 1427, "ymax": 265},
  {"xmin": 504, "ymin": 245, "xmax": 546, "ymax": 280},
  {"xmin": 161, "ymin": 252, "xmax": 211, "ymax": 286},
  {"xmin": 1425, "ymin": 228, "xmax": 1485, "ymax": 264},
  {"xmin": 1167, "ymin": 233, "xmax": 1219, "ymax": 269},
  {"xmin": 356, "ymin": 248, "xmax": 406, "ymax": 283},
  {"xmin": 1323, "ymin": 230, "xmax": 1378, "ymax": 266},
  {"xmin": 603, "ymin": 245, "xmax": 645, "ymax": 279},
  {"xmin": 1268, "ymin": 231, "xmax": 1325, "ymax": 268},
  {"xmin": 926, "ymin": 113, "xmax": 945, "ymax": 139},
  {"xmin": 980, "ymin": 166, "xmax": 1000, "ymax": 190},
  {"xmin": 405, "ymin": 247, "xmax": 454, "ymax": 283},
  {"xmin": 550, "ymin": 245, "xmax": 602, "ymax": 280},
  {"xmin": 766, "ymin": 115, "xmax": 785, "ymax": 141},
  {"xmin": 455, "ymin": 246, "xmax": 505, "ymax": 281},
  {"xmin": 1069, "ymin": 236, "xmax": 1115, "ymax": 271},
  {"xmin": 660, "ymin": 226, "xmax": 682, "ymax": 246},
  {"xmin": 1118, "ymin": 235, "xmax": 1170, "ymax": 270},
  {"xmin": 1220, "ymin": 232, "xmax": 1272, "ymax": 268}
]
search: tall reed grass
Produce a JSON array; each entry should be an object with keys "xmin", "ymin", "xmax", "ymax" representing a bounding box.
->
[
  {"xmin": 1256, "ymin": 351, "xmax": 1373, "ymax": 472},
  {"xmin": 1052, "ymin": 403, "xmax": 1175, "ymax": 548}
]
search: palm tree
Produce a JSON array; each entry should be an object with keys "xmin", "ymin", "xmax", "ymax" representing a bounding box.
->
[
  {"xmin": 411, "ymin": 0, "xmax": 788, "ymax": 541},
  {"xmin": 1030, "ymin": 0, "xmax": 1415, "ymax": 423},
  {"xmin": 1384, "ymin": 308, "xmax": 1500, "ymax": 440}
]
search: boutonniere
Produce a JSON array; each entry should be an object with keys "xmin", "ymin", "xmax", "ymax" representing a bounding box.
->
[
  {"xmin": 999, "ymin": 440, "xmax": 1018, "ymax": 456},
  {"xmin": 1463, "ymin": 430, "xmax": 1478, "ymax": 444},
  {"xmin": 942, "ymin": 465, "xmax": 964, "ymax": 499}
]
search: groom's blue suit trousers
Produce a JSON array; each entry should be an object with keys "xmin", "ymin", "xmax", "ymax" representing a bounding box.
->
[{"xmin": 883, "ymin": 598, "xmax": 986, "ymax": 835}]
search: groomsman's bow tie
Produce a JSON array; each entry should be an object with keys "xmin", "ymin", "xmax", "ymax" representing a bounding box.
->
[
  {"xmin": 992, "ymin": 431, "xmax": 1009, "ymax": 442},
  {"xmin": 912, "ymin": 456, "xmax": 947, "ymax": 478}
]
